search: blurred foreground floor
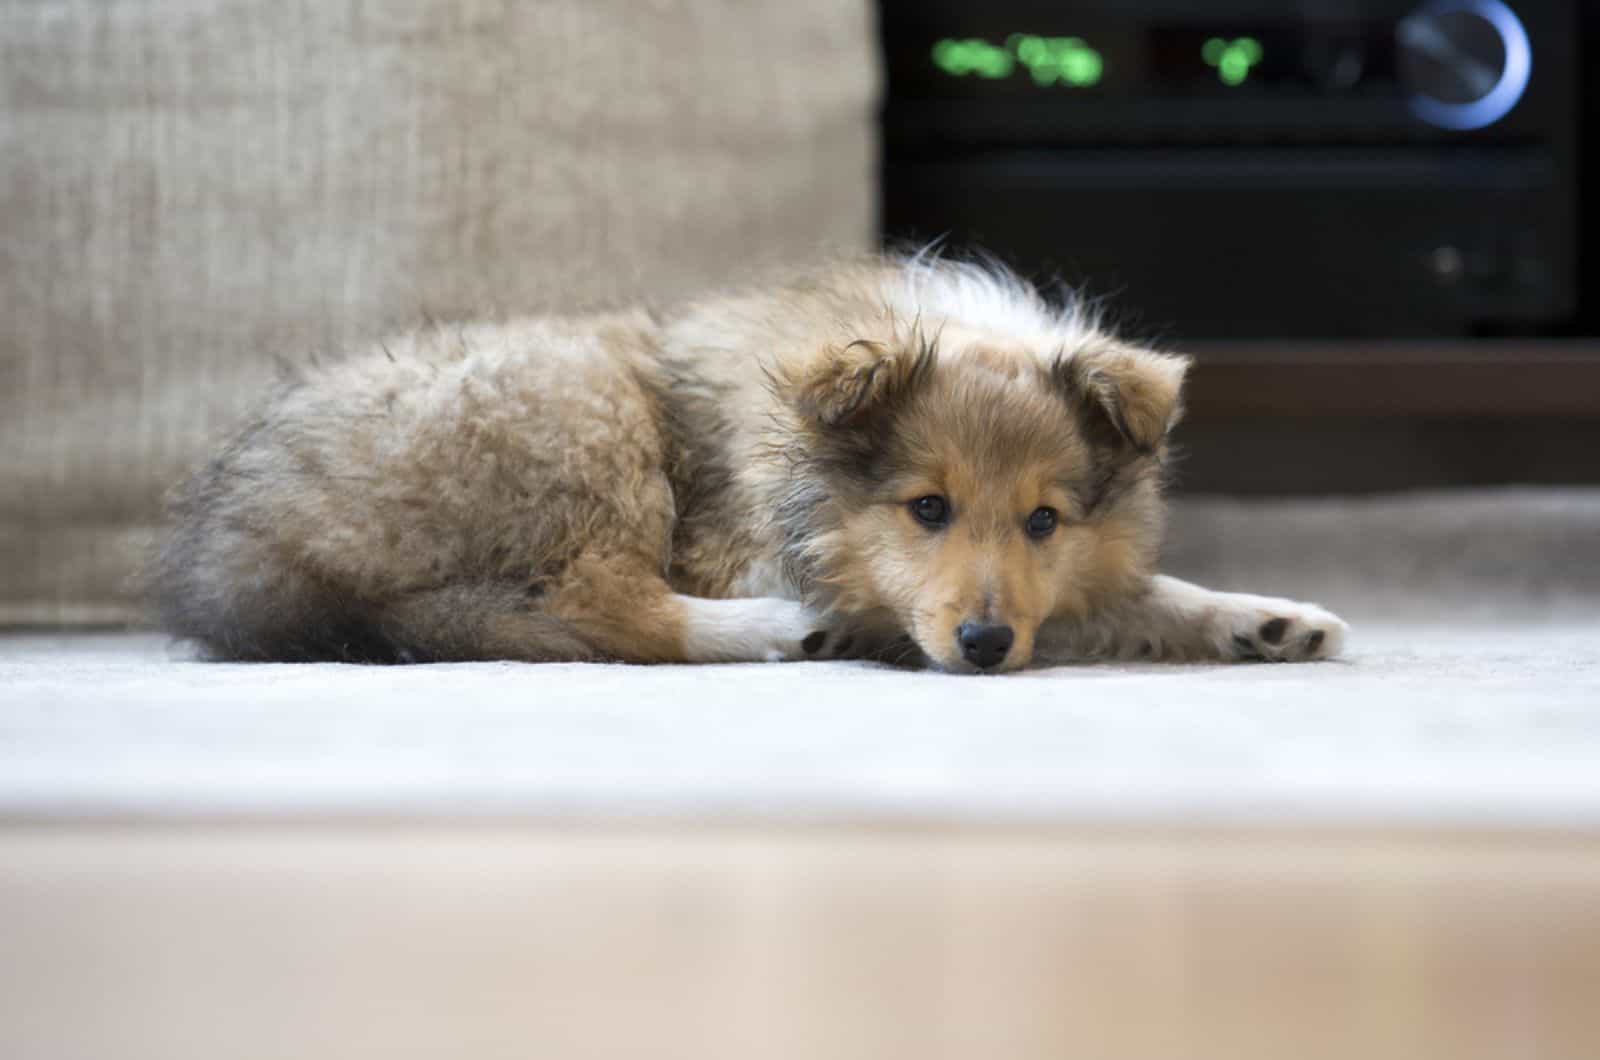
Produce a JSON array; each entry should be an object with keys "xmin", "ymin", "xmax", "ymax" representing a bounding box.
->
[{"xmin": 2, "ymin": 824, "xmax": 1598, "ymax": 1060}]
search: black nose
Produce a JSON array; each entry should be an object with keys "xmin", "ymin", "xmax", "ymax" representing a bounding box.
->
[{"xmin": 956, "ymin": 622, "xmax": 1014, "ymax": 670}]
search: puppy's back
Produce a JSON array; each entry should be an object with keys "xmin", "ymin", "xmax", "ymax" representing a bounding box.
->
[{"xmin": 153, "ymin": 313, "xmax": 661, "ymax": 662}]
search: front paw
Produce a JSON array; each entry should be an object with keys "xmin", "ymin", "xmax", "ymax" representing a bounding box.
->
[
  {"xmin": 794, "ymin": 621, "xmax": 908, "ymax": 663},
  {"xmin": 1221, "ymin": 597, "xmax": 1348, "ymax": 662},
  {"xmin": 772, "ymin": 604, "xmax": 869, "ymax": 662}
]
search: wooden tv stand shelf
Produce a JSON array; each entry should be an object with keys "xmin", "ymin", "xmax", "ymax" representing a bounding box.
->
[
  {"xmin": 1184, "ymin": 341, "xmax": 1600, "ymax": 419},
  {"xmin": 1169, "ymin": 340, "xmax": 1600, "ymax": 493}
]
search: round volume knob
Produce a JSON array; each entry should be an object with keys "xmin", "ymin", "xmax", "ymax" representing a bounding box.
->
[{"xmin": 1397, "ymin": 0, "xmax": 1531, "ymax": 129}]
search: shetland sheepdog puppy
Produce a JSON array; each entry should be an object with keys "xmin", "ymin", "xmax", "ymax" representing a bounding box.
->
[{"xmin": 154, "ymin": 254, "xmax": 1346, "ymax": 672}]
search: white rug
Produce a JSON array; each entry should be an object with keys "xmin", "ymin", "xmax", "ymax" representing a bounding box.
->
[
  {"xmin": 2, "ymin": 622, "xmax": 1597, "ymax": 827},
  {"xmin": 3, "ymin": 489, "xmax": 1598, "ymax": 828}
]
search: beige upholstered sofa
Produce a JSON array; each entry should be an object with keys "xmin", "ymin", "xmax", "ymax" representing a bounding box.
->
[{"xmin": 1, "ymin": 0, "xmax": 876, "ymax": 625}]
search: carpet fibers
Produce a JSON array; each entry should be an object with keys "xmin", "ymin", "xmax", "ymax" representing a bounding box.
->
[{"xmin": 3, "ymin": 489, "xmax": 1597, "ymax": 828}]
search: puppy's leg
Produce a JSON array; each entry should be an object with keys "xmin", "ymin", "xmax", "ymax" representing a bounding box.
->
[
  {"xmin": 1043, "ymin": 575, "xmax": 1348, "ymax": 663},
  {"xmin": 543, "ymin": 557, "xmax": 843, "ymax": 663}
]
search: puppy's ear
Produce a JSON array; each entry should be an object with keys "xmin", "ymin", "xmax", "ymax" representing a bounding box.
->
[
  {"xmin": 1055, "ymin": 342, "xmax": 1190, "ymax": 452},
  {"xmin": 780, "ymin": 338, "xmax": 931, "ymax": 428}
]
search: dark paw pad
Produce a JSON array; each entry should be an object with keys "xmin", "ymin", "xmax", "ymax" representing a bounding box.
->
[
  {"xmin": 1305, "ymin": 629, "xmax": 1325, "ymax": 653},
  {"xmin": 1258, "ymin": 617, "xmax": 1289, "ymax": 644},
  {"xmin": 801, "ymin": 631, "xmax": 828, "ymax": 656},
  {"xmin": 1232, "ymin": 634, "xmax": 1264, "ymax": 661}
]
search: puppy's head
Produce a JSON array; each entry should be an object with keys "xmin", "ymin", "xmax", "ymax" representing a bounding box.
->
[{"xmin": 775, "ymin": 330, "xmax": 1187, "ymax": 672}]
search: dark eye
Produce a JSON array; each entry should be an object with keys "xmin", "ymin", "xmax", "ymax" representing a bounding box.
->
[
  {"xmin": 910, "ymin": 495, "xmax": 950, "ymax": 527},
  {"xmin": 1026, "ymin": 506, "xmax": 1058, "ymax": 539}
]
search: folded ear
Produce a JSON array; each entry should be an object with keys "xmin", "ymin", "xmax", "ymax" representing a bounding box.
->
[
  {"xmin": 779, "ymin": 338, "xmax": 932, "ymax": 428},
  {"xmin": 1055, "ymin": 342, "xmax": 1191, "ymax": 452}
]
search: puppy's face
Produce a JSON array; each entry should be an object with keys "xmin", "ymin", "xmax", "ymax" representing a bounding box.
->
[{"xmin": 779, "ymin": 333, "xmax": 1187, "ymax": 672}]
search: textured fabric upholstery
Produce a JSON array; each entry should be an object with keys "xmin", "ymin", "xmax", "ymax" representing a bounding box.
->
[{"xmin": 0, "ymin": 0, "xmax": 879, "ymax": 623}]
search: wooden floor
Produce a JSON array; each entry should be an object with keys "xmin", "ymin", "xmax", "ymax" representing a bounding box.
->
[{"xmin": 3, "ymin": 823, "xmax": 1598, "ymax": 1060}]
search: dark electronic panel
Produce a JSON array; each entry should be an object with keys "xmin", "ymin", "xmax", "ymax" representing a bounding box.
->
[{"xmin": 881, "ymin": 1, "xmax": 1582, "ymax": 340}]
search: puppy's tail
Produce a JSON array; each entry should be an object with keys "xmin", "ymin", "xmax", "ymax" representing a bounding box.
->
[
  {"xmin": 370, "ymin": 583, "xmax": 596, "ymax": 663},
  {"xmin": 157, "ymin": 569, "xmax": 595, "ymax": 664}
]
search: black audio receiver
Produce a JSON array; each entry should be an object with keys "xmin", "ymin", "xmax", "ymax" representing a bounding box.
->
[{"xmin": 881, "ymin": 0, "xmax": 1583, "ymax": 339}]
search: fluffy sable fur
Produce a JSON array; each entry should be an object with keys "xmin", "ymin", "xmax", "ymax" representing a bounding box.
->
[{"xmin": 155, "ymin": 255, "xmax": 1347, "ymax": 671}]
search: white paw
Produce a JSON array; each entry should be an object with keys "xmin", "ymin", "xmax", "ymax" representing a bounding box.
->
[
  {"xmin": 758, "ymin": 601, "xmax": 853, "ymax": 662},
  {"xmin": 1214, "ymin": 595, "xmax": 1348, "ymax": 662},
  {"xmin": 786, "ymin": 614, "xmax": 888, "ymax": 662},
  {"xmin": 680, "ymin": 597, "xmax": 862, "ymax": 663},
  {"xmin": 765, "ymin": 607, "xmax": 896, "ymax": 663}
]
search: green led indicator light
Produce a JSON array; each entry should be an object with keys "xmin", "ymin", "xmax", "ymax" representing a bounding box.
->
[
  {"xmin": 931, "ymin": 38, "xmax": 1014, "ymax": 80},
  {"xmin": 932, "ymin": 34, "xmax": 1102, "ymax": 88},
  {"xmin": 1010, "ymin": 34, "xmax": 1104, "ymax": 87},
  {"xmin": 1203, "ymin": 36, "xmax": 1263, "ymax": 86}
]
